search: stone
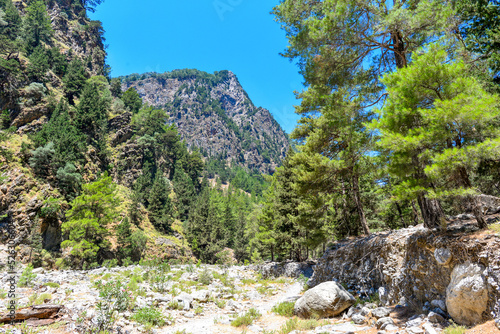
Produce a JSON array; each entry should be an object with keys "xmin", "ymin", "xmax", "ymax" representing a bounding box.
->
[
  {"xmin": 430, "ymin": 299, "xmax": 446, "ymax": 312},
  {"xmin": 247, "ymin": 325, "xmax": 262, "ymax": 332},
  {"xmin": 192, "ymin": 289, "xmax": 209, "ymax": 302},
  {"xmin": 446, "ymin": 262, "xmax": 488, "ymax": 326},
  {"xmin": 372, "ymin": 307, "xmax": 391, "ymax": 319},
  {"xmin": 294, "ymin": 281, "xmax": 355, "ymax": 318},
  {"xmin": 352, "ymin": 314, "xmax": 366, "ymax": 324},
  {"xmin": 378, "ymin": 287, "xmax": 389, "ymax": 305},
  {"xmin": 427, "ymin": 311, "xmax": 444, "ymax": 323},
  {"xmin": 360, "ymin": 307, "xmax": 371, "ymax": 316},
  {"xmin": 176, "ymin": 292, "xmax": 193, "ymax": 310},
  {"xmin": 376, "ymin": 317, "xmax": 394, "ymax": 329},
  {"xmin": 423, "ymin": 322, "xmax": 439, "ymax": 334},
  {"xmin": 406, "ymin": 317, "xmax": 423, "ymax": 327},
  {"xmin": 434, "ymin": 248, "xmax": 452, "ymax": 266},
  {"xmin": 407, "ymin": 327, "xmax": 425, "ymax": 334}
]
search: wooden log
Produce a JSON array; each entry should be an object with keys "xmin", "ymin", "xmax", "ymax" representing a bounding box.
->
[{"xmin": 0, "ymin": 304, "xmax": 63, "ymax": 323}]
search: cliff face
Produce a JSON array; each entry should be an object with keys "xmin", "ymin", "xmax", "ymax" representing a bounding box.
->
[{"xmin": 121, "ymin": 70, "xmax": 290, "ymax": 173}]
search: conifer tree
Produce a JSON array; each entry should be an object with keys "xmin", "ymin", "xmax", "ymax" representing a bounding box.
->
[
  {"xmin": 27, "ymin": 45, "xmax": 48, "ymax": 81},
  {"xmin": 110, "ymin": 78, "xmax": 122, "ymax": 98},
  {"xmin": 22, "ymin": 0, "xmax": 53, "ymax": 54},
  {"xmin": 148, "ymin": 174, "xmax": 172, "ymax": 232},
  {"xmin": 173, "ymin": 161, "xmax": 195, "ymax": 221},
  {"xmin": 74, "ymin": 81, "xmax": 108, "ymax": 151},
  {"xmin": 32, "ymin": 99, "xmax": 85, "ymax": 165},
  {"xmin": 61, "ymin": 173, "xmax": 118, "ymax": 267},
  {"xmin": 122, "ymin": 87, "xmax": 142, "ymax": 113},
  {"xmin": 372, "ymin": 43, "xmax": 500, "ymax": 229},
  {"xmin": 63, "ymin": 57, "xmax": 87, "ymax": 104}
]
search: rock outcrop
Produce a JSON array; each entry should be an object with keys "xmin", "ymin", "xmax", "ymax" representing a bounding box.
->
[{"xmin": 294, "ymin": 281, "xmax": 355, "ymax": 318}]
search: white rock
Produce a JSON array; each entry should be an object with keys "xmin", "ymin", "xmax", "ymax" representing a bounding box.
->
[
  {"xmin": 446, "ymin": 262, "xmax": 488, "ymax": 326},
  {"xmin": 294, "ymin": 281, "xmax": 355, "ymax": 318}
]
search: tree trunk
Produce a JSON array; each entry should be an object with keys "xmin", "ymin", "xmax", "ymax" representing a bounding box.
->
[
  {"xmin": 417, "ymin": 193, "xmax": 445, "ymax": 229},
  {"xmin": 411, "ymin": 200, "xmax": 420, "ymax": 225},
  {"xmin": 352, "ymin": 174, "xmax": 370, "ymax": 235},
  {"xmin": 395, "ymin": 201, "xmax": 406, "ymax": 227},
  {"xmin": 469, "ymin": 195, "xmax": 488, "ymax": 229},
  {"xmin": 392, "ymin": 30, "xmax": 407, "ymax": 69}
]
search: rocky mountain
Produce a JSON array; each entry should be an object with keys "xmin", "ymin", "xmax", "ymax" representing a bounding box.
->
[{"xmin": 121, "ymin": 70, "xmax": 290, "ymax": 174}]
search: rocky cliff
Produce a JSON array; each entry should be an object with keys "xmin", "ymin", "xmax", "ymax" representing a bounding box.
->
[{"xmin": 121, "ymin": 70, "xmax": 290, "ymax": 174}]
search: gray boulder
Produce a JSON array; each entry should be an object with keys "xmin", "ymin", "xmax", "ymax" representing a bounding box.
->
[
  {"xmin": 446, "ymin": 262, "xmax": 488, "ymax": 326},
  {"xmin": 294, "ymin": 281, "xmax": 355, "ymax": 318},
  {"xmin": 372, "ymin": 307, "xmax": 391, "ymax": 319}
]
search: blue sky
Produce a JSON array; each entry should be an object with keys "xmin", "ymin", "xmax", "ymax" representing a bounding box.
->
[{"xmin": 89, "ymin": 0, "xmax": 303, "ymax": 134}]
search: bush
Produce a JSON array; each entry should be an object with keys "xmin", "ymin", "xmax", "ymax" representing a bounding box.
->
[
  {"xmin": 131, "ymin": 306, "xmax": 166, "ymax": 327},
  {"xmin": 272, "ymin": 301, "xmax": 295, "ymax": 317},
  {"xmin": 18, "ymin": 264, "xmax": 37, "ymax": 287},
  {"xmin": 231, "ymin": 308, "xmax": 261, "ymax": 327},
  {"xmin": 29, "ymin": 142, "xmax": 55, "ymax": 176},
  {"xmin": 198, "ymin": 267, "xmax": 213, "ymax": 285}
]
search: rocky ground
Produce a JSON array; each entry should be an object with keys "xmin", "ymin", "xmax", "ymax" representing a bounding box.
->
[{"xmin": 1, "ymin": 263, "xmax": 497, "ymax": 334}]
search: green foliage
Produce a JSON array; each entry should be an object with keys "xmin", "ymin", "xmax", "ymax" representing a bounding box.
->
[
  {"xmin": 443, "ymin": 323, "xmax": 467, "ymax": 334},
  {"xmin": 18, "ymin": 264, "xmax": 37, "ymax": 287},
  {"xmin": 32, "ymin": 99, "xmax": 85, "ymax": 166},
  {"xmin": 56, "ymin": 163, "xmax": 82, "ymax": 200},
  {"xmin": 198, "ymin": 267, "xmax": 213, "ymax": 285},
  {"xmin": 148, "ymin": 174, "xmax": 173, "ymax": 232},
  {"xmin": 29, "ymin": 218, "xmax": 43, "ymax": 267},
  {"xmin": 29, "ymin": 142, "xmax": 55, "ymax": 177},
  {"xmin": 131, "ymin": 306, "xmax": 166, "ymax": 327},
  {"xmin": 61, "ymin": 174, "xmax": 119, "ymax": 267},
  {"xmin": 47, "ymin": 47, "xmax": 67, "ymax": 76},
  {"xmin": 22, "ymin": 0, "xmax": 53, "ymax": 53},
  {"xmin": 271, "ymin": 302, "xmax": 295, "ymax": 317},
  {"xmin": 91, "ymin": 279, "xmax": 131, "ymax": 332},
  {"xmin": 110, "ymin": 78, "xmax": 122, "ymax": 98},
  {"xmin": 231, "ymin": 308, "xmax": 261, "ymax": 327},
  {"xmin": 122, "ymin": 87, "xmax": 142, "ymax": 113},
  {"xmin": 63, "ymin": 58, "xmax": 87, "ymax": 104},
  {"xmin": 371, "ymin": 43, "xmax": 500, "ymax": 228},
  {"xmin": 27, "ymin": 45, "xmax": 48, "ymax": 81},
  {"xmin": 75, "ymin": 80, "xmax": 109, "ymax": 150},
  {"xmin": 116, "ymin": 218, "xmax": 147, "ymax": 262}
]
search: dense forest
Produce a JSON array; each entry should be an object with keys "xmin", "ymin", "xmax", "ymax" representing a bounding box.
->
[{"xmin": 1, "ymin": 0, "xmax": 500, "ymax": 270}]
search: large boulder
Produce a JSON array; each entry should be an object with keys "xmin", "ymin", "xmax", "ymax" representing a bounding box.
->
[
  {"xmin": 294, "ymin": 281, "xmax": 355, "ymax": 318},
  {"xmin": 446, "ymin": 262, "xmax": 488, "ymax": 326}
]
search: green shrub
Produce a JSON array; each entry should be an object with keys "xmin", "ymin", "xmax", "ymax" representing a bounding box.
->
[
  {"xmin": 271, "ymin": 302, "xmax": 295, "ymax": 317},
  {"xmin": 18, "ymin": 264, "xmax": 37, "ymax": 287},
  {"xmin": 131, "ymin": 306, "xmax": 166, "ymax": 327},
  {"xmin": 43, "ymin": 282, "xmax": 60, "ymax": 288},
  {"xmin": 231, "ymin": 308, "xmax": 261, "ymax": 327},
  {"xmin": 443, "ymin": 323, "xmax": 467, "ymax": 334},
  {"xmin": 198, "ymin": 267, "xmax": 213, "ymax": 285}
]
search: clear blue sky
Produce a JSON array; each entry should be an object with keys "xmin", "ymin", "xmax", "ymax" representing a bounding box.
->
[{"xmin": 89, "ymin": 0, "xmax": 303, "ymax": 134}]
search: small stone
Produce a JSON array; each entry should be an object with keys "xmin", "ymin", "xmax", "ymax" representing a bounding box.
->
[
  {"xmin": 372, "ymin": 307, "xmax": 391, "ymax": 319},
  {"xmin": 407, "ymin": 326, "xmax": 425, "ymax": 334},
  {"xmin": 427, "ymin": 311, "xmax": 445, "ymax": 323},
  {"xmin": 423, "ymin": 322, "xmax": 439, "ymax": 334},
  {"xmin": 430, "ymin": 299, "xmax": 446, "ymax": 312},
  {"xmin": 184, "ymin": 312, "xmax": 194, "ymax": 318},
  {"xmin": 376, "ymin": 317, "xmax": 394, "ymax": 329},
  {"xmin": 352, "ymin": 314, "xmax": 366, "ymax": 324}
]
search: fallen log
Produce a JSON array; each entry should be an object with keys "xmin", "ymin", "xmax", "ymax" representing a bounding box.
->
[{"xmin": 0, "ymin": 304, "xmax": 63, "ymax": 323}]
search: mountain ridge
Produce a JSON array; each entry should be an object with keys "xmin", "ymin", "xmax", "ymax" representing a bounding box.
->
[{"xmin": 120, "ymin": 69, "xmax": 290, "ymax": 174}]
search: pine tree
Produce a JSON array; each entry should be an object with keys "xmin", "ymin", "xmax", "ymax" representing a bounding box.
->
[
  {"xmin": 22, "ymin": 0, "xmax": 53, "ymax": 54},
  {"xmin": 0, "ymin": 0, "xmax": 21, "ymax": 41},
  {"xmin": 63, "ymin": 57, "xmax": 87, "ymax": 104},
  {"xmin": 173, "ymin": 161, "xmax": 195, "ymax": 221},
  {"xmin": 122, "ymin": 87, "xmax": 142, "ymax": 113},
  {"xmin": 27, "ymin": 45, "xmax": 48, "ymax": 81},
  {"xmin": 148, "ymin": 174, "xmax": 172, "ymax": 232},
  {"xmin": 74, "ymin": 80, "xmax": 108, "ymax": 152},
  {"xmin": 61, "ymin": 173, "xmax": 119, "ymax": 267},
  {"xmin": 32, "ymin": 99, "xmax": 85, "ymax": 165},
  {"xmin": 56, "ymin": 163, "xmax": 82, "ymax": 201},
  {"xmin": 110, "ymin": 78, "xmax": 122, "ymax": 98},
  {"xmin": 185, "ymin": 180, "xmax": 210, "ymax": 260},
  {"xmin": 371, "ymin": 43, "xmax": 500, "ymax": 229}
]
